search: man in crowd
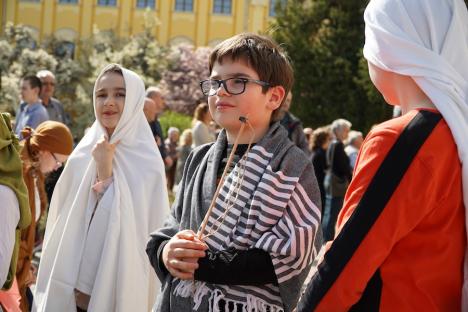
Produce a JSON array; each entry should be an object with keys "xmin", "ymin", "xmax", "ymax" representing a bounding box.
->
[
  {"xmin": 143, "ymin": 93, "xmax": 172, "ymax": 168},
  {"xmin": 345, "ymin": 130, "xmax": 364, "ymax": 170},
  {"xmin": 37, "ymin": 70, "xmax": 69, "ymax": 126},
  {"xmin": 15, "ymin": 75, "xmax": 49, "ymax": 139},
  {"xmin": 279, "ymin": 92, "xmax": 310, "ymax": 155}
]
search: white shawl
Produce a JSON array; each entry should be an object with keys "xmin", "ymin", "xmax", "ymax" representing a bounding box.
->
[
  {"xmin": 363, "ymin": 0, "xmax": 468, "ymax": 309},
  {"xmin": 33, "ymin": 64, "xmax": 170, "ymax": 311}
]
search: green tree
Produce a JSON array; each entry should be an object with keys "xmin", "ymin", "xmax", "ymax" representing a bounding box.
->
[{"xmin": 270, "ymin": 0, "xmax": 391, "ymax": 132}]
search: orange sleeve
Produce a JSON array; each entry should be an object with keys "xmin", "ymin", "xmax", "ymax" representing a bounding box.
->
[{"xmin": 314, "ymin": 127, "xmax": 440, "ymax": 311}]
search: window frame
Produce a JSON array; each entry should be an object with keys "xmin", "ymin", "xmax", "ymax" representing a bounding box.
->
[
  {"xmin": 136, "ymin": 0, "xmax": 155, "ymax": 9},
  {"xmin": 174, "ymin": 0, "xmax": 193, "ymax": 12},
  {"xmin": 58, "ymin": 0, "xmax": 79, "ymax": 4},
  {"xmin": 97, "ymin": 0, "xmax": 117, "ymax": 7},
  {"xmin": 213, "ymin": 0, "xmax": 232, "ymax": 15}
]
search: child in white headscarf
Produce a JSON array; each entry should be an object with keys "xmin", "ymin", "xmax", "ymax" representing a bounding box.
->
[
  {"xmin": 298, "ymin": 0, "xmax": 468, "ymax": 311},
  {"xmin": 33, "ymin": 64, "xmax": 170, "ymax": 311}
]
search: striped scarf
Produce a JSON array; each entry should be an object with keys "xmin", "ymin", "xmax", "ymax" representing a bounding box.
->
[{"xmin": 171, "ymin": 123, "xmax": 322, "ymax": 312}]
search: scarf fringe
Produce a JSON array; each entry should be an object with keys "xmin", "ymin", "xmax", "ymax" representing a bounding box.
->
[{"xmin": 173, "ymin": 280, "xmax": 284, "ymax": 312}]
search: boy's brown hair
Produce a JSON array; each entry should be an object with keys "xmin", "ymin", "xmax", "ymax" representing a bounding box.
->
[{"xmin": 209, "ymin": 33, "xmax": 294, "ymax": 122}]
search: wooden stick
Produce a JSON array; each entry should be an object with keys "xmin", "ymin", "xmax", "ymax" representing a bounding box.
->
[{"xmin": 198, "ymin": 117, "xmax": 248, "ymax": 240}]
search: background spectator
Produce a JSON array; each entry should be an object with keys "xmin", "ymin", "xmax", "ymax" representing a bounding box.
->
[
  {"xmin": 323, "ymin": 118, "xmax": 352, "ymax": 242},
  {"xmin": 192, "ymin": 102, "xmax": 215, "ymax": 147},
  {"xmin": 37, "ymin": 70, "xmax": 71, "ymax": 206},
  {"xmin": 175, "ymin": 129, "xmax": 192, "ymax": 188},
  {"xmin": 143, "ymin": 97, "xmax": 157, "ymax": 125},
  {"xmin": 279, "ymin": 92, "xmax": 310, "ymax": 155},
  {"xmin": 344, "ymin": 130, "xmax": 364, "ymax": 171},
  {"xmin": 37, "ymin": 70, "xmax": 70, "ymax": 126},
  {"xmin": 303, "ymin": 127, "xmax": 314, "ymax": 151},
  {"xmin": 165, "ymin": 127, "xmax": 180, "ymax": 192},
  {"xmin": 146, "ymin": 87, "xmax": 173, "ymax": 167},
  {"xmin": 310, "ymin": 126, "xmax": 331, "ymax": 212},
  {"xmin": 15, "ymin": 76, "xmax": 48, "ymax": 138}
]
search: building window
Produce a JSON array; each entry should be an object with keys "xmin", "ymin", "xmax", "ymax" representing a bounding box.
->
[
  {"xmin": 136, "ymin": 0, "xmax": 155, "ymax": 9},
  {"xmin": 59, "ymin": 0, "xmax": 78, "ymax": 3},
  {"xmin": 213, "ymin": 0, "xmax": 231, "ymax": 14},
  {"xmin": 175, "ymin": 0, "xmax": 193, "ymax": 12},
  {"xmin": 269, "ymin": 0, "xmax": 287, "ymax": 17},
  {"xmin": 97, "ymin": 0, "xmax": 116, "ymax": 6}
]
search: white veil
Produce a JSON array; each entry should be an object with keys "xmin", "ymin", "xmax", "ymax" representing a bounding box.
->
[{"xmin": 34, "ymin": 64, "xmax": 170, "ymax": 311}]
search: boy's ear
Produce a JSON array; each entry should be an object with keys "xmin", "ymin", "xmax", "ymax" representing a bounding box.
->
[{"xmin": 267, "ymin": 85, "xmax": 285, "ymax": 111}]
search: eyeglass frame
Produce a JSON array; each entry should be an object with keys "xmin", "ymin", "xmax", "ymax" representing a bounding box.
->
[
  {"xmin": 50, "ymin": 152, "xmax": 63, "ymax": 168},
  {"xmin": 199, "ymin": 77, "xmax": 270, "ymax": 96}
]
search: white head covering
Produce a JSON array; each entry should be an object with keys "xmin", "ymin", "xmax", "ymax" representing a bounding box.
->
[
  {"xmin": 363, "ymin": 0, "xmax": 468, "ymax": 308},
  {"xmin": 34, "ymin": 64, "xmax": 170, "ymax": 311}
]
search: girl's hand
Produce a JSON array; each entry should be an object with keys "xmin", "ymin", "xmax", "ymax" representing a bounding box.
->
[{"xmin": 92, "ymin": 135, "xmax": 120, "ymax": 181}]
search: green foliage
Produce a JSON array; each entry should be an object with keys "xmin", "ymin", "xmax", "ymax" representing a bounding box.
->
[
  {"xmin": 113, "ymin": 32, "xmax": 170, "ymax": 86},
  {"xmin": 159, "ymin": 110, "xmax": 192, "ymax": 137},
  {"xmin": 270, "ymin": 0, "xmax": 391, "ymax": 133}
]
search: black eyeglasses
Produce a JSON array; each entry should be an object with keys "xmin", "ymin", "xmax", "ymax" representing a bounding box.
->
[
  {"xmin": 50, "ymin": 152, "xmax": 63, "ymax": 168},
  {"xmin": 199, "ymin": 77, "xmax": 270, "ymax": 96}
]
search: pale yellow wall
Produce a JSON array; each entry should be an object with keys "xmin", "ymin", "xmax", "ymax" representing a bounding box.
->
[
  {"xmin": 2, "ymin": 0, "xmax": 278, "ymax": 46},
  {"xmin": 0, "ymin": 0, "xmax": 7, "ymax": 33}
]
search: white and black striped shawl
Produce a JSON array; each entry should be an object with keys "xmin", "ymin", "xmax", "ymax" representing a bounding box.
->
[{"xmin": 149, "ymin": 122, "xmax": 322, "ymax": 312}]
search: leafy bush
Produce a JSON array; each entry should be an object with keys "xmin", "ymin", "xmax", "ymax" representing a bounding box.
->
[{"xmin": 159, "ymin": 110, "xmax": 192, "ymax": 137}]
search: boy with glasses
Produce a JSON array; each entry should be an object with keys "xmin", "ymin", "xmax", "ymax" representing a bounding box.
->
[{"xmin": 147, "ymin": 33, "xmax": 322, "ymax": 312}]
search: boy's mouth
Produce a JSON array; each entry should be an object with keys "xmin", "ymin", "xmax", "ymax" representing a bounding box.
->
[{"xmin": 216, "ymin": 102, "xmax": 235, "ymax": 109}]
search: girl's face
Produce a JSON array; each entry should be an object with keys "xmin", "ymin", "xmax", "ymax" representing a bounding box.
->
[
  {"xmin": 95, "ymin": 72, "xmax": 126, "ymax": 137},
  {"xmin": 38, "ymin": 150, "xmax": 68, "ymax": 174}
]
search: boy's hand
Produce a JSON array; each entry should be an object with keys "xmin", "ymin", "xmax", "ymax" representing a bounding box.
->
[{"xmin": 163, "ymin": 230, "xmax": 208, "ymax": 280}]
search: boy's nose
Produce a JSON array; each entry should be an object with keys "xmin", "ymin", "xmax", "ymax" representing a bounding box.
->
[{"xmin": 216, "ymin": 82, "xmax": 229, "ymax": 96}]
